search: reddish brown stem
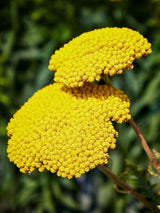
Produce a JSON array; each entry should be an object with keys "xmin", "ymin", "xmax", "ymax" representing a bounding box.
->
[
  {"xmin": 129, "ymin": 117, "xmax": 160, "ymax": 175},
  {"xmin": 102, "ymin": 75, "xmax": 160, "ymax": 175},
  {"xmin": 97, "ymin": 165, "xmax": 160, "ymax": 213}
]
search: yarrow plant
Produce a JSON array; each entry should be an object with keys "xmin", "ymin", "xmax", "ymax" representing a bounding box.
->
[
  {"xmin": 7, "ymin": 27, "xmax": 160, "ymax": 212},
  {"xmin": 49, "ymin": 27, "xmax": 151, "ymax": 87}
]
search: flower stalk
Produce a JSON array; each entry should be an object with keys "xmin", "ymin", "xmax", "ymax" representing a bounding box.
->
[
  {"xmin": 101, "ymin": 74, "xmax": 113, "ymax": 86},
  {"xmin": 102, "ymin": 74, "xmax": 160, "ymax": 176},
  {"xmin": 97, "ymin": 164, "xmax": 160, "ymax": 213},
  {"xmin": 129, "ymin": 117, "xmax": 160, "ymax": 175}
]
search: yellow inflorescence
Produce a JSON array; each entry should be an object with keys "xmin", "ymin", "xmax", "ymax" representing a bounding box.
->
[
  {"xmin": 49, "ymin": 27, "xmax": 151, "ymax": 87},
  {"xmin": 7, "ymin": 83, "xmax": 131, "ymax": 179}
]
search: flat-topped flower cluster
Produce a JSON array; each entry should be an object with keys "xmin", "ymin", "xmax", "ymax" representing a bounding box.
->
[
  {"xmin": 7, "ymin": 27, "xmax": 151, "ymax": 178},
  {"xmin": 49, "ymin": 27, "xmax": 151, "ymax": 87}
]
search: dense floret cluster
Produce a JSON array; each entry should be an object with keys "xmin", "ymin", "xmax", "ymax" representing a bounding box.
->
[
  {"xmin": 7, "ymin": 83, "xmax": 131, "ymax": 178},
  {"xmin": 49, "ymin": 27, "xmax": 151, "ymax": 87},
  {"xmin": 7, "ymin": 27, "xmax": 151, "ymax": 178}
]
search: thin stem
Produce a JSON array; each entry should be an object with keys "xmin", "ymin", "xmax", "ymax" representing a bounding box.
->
[
  {"xmin": 129, "ymin": 117, "xmax": 160, "ymax": 175},
  {"xmin": 102, "ymin": 75, "xmax": 160, "ymax": 175},
  {"xmin": 97, "ymin": 165, "xmax": 160, "ymax": 213},
  {"xmin": 101, "ymin": 74, "xmax": 112, "ymax": 86}
]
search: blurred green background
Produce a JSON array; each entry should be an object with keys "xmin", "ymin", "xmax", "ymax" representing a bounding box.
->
[{"xmin": 0, "ymin": 0, "xmax": 160, "ymax": 212}]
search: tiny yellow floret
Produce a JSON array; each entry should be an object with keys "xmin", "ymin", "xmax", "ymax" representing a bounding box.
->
[
  {"xmin": 48, "ymin": 27, "xmax": 151, "ymax": 87},
  {"xmin": 7, "ymin": 83, "xmax": 131, "ymax": 179}
]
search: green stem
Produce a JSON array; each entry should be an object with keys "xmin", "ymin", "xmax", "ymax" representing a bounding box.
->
[
  {"xmin": 97, "ymin": 165, "xmax": 160, "ymax": 213},
  {"xmin": 101, "ymin": 74, "xmax": 113, "ymax": 86}
]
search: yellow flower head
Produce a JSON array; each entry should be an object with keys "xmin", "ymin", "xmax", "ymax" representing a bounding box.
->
[
  {"xmin": 49, "ymin": 27, "xmax": 151, "ymax": 87},
  {"xmin": 7, "ymin": 83, "xmax": 131, "ymax": 179}
]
